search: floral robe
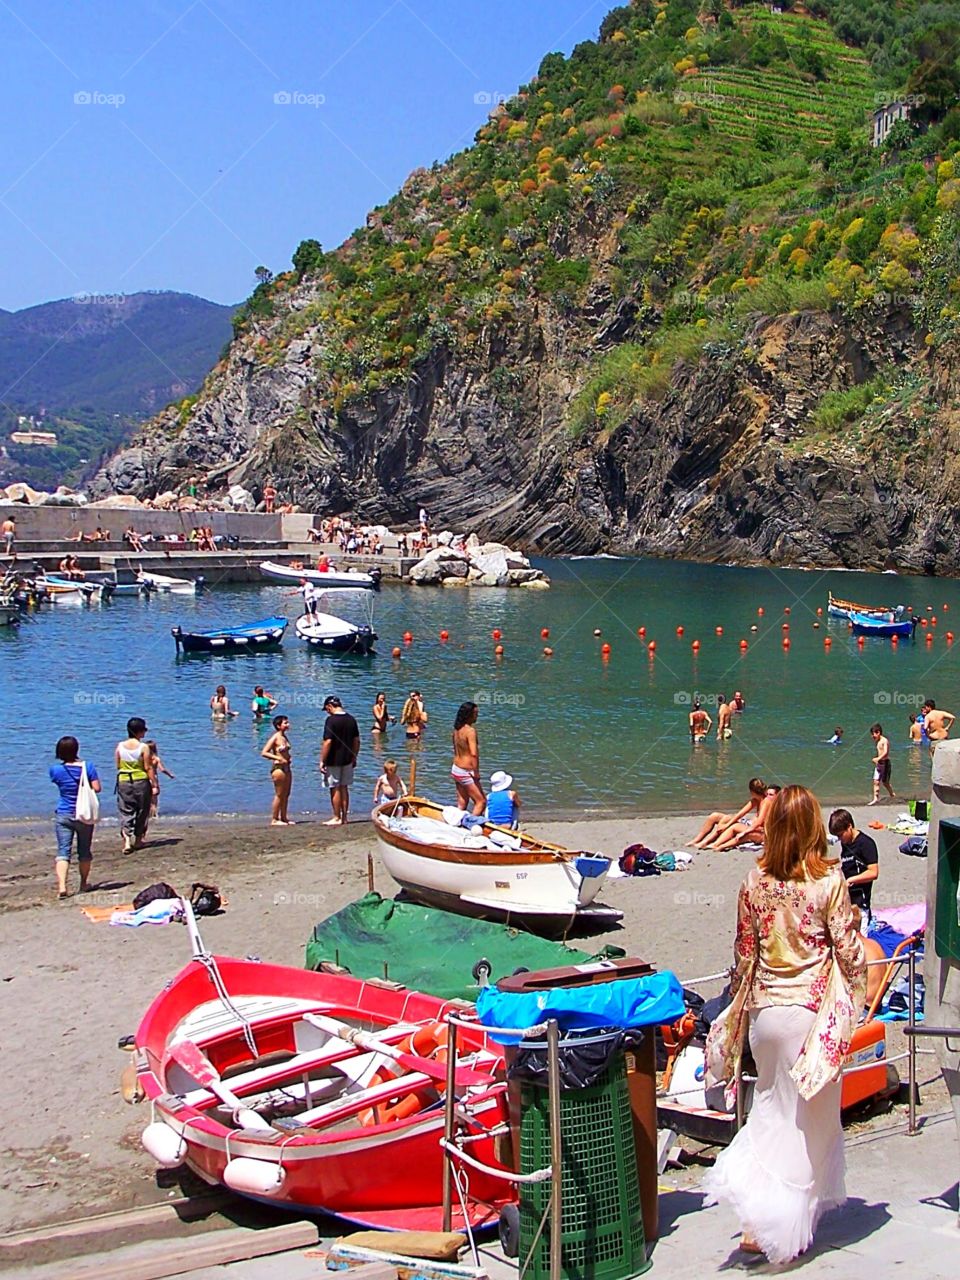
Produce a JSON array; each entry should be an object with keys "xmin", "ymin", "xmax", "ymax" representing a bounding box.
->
[{"xmin": 706, "ymin": 865, "xmax": 867, "ymax": 1103}]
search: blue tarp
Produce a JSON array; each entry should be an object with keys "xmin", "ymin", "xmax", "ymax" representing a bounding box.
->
[{"xmin": 476, "ymin": 971, "xmax": 685, "ymax": 1040}]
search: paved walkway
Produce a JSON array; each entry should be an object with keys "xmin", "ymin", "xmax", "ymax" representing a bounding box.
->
[{"xmin": 12, "ymin": 1111, "xmax": 958, "ymax": 1278}]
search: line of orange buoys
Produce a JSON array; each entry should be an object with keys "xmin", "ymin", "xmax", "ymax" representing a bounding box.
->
[{"xmin": 391, "ymin": 606, "xmax": 960, "ymax": 664}]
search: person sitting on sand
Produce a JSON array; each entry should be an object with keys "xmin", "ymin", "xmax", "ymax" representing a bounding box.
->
[
  {"xmin": 374, "ymin": 759, "xmax": 407, "ymax": 805},
  {"xmin": 486, "ymin": 771, "xmax": 520, "ymax": 828},
  {"xmin": 693, "ymin": 777, "xmax": 766, "ymax": 850},
  {"xmin": 689, "ymin": 700, "xmax": 712, "ymax": 743},
  {"xmin": 709, "ymin": 784, "xmax": 781, "ymax": 852}
]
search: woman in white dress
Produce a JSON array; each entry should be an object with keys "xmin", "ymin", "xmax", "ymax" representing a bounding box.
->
[{"xmin": 703, "ymin": 784, "xmax": 867, "ymax": 1263}]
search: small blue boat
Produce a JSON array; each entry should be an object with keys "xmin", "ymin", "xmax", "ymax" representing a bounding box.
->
[
  {"xmin": 850, "ymin": 612, "xmax": 916, "ymax": 639},
  {"xmin": 172, "ymin": 615, "xmax": 288, "ymax": 653}
]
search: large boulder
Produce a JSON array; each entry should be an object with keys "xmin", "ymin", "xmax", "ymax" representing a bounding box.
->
[
  {"xmin": 227, "ymin": 484, "xmax": 256, "ymax": 512},
  {"xmin": 3, "ymin": 482, "xmax": 44, "ymax": 504},
  {"xmin": 89, "ymin": 494, "xmax": 144, "ymax": 509},
  {"xmin": 408, "ymin": 557, "xmax": 445, "ymax": 584},
  {"xmin": 408, "ymin": 545, "xmax": 470, "ymax": 584},
  {"xmin": 470, "ymin": 548, "xmax": 509, "ymax": 584},
  {"xmin": 507, "ymin": 567, "xmax": 542, "ymax": 584}
]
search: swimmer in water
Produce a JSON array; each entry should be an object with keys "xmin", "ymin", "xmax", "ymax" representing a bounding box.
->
[
  {"xmin": 689, "ymin": 700, "xmax": 712, "ymax": 743},
  {"xmin": 371, "ymin": 691, "xmax": 396, "ymax": 735},
  {"xmin": 716, "ymin": 694, "xmax": 733, "ymax": 740},
  {"xmin": 252, "ymin": 686, "xmax": 278, "ymax": 717},
  {"xmin": 827, "ymin": 726, "xmax": 843, "ymax": 745},
  {"xmin": 210, "ymin": 685, "xmax": 239, "ymax": 719},
  {"xmin": 908, "ymin": 715, "xmax": 922, "ymax": 744}
]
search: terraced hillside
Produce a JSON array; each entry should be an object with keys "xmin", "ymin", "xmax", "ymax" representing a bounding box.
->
[{"xmin": 692, "ymin": 10, "xmax": 874, "ymax": 143}]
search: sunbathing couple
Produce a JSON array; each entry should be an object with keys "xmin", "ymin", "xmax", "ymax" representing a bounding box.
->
[{"xmin": 692, "ymin": 777, "xmax": 781, "ymax": 851}]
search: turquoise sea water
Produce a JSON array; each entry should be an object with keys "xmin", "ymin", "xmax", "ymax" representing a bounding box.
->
[{"xmin": 2, "ymin": 557, "xmax": 956, "ymax": 823}]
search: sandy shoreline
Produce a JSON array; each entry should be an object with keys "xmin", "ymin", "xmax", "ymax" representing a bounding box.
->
[{"xmin": 0, "ymin": 804, "xmax": 936, "ymax": 1237}]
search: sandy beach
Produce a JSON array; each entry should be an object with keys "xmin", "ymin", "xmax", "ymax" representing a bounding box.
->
[{"xmin": 0, "ymin": 802, "xmax": 936, "ymax": 1238}]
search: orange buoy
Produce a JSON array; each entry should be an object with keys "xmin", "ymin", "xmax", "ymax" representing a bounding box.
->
[
  {"xmin": 947, "ymin": 632, "xmax": 954, "ymax": 643},
  {"xmin": 601, "ymin": 642, "xmax": 611, "ymax": 655},
  {"xmin": 931, "ymin": 616, "xmax": 938, "ymax": 625},
  {"xmin": 891, "ymin": 634, "xmax": 899, "ymax": 646},
  {"xmin": 781, "ymin": 622, "xmax": 790, "ymax": 631},
  {"xmin": 782, "ymin": 637, "xmax": 790, "ymax": 649},
  {"xmin": 944, "ymin": 603, "xmax": 950, "ymax": 611},
  {"xmin": 926, "ymin": 632, "xmax": 934, "ymax": 643},
  {"xmin": 692, "ymin": 639, "xmax": 701, "ymax": 650},
  {"xmin": 543, "ymin": 646, "xmax": 554, "ymax": 656},
  {"xmin": 739, "ymin": 639, "xmax": 748, "ymax": 650},
  {"xmin": 676, "ymin": 626, "xmax": 684, "ymax": 637},
  {"xmin": 492, "ymin": 628, "xmax": 502, "ymax": 641},
  {"xmin": 638, "ymin": 626, "xmax": 646, "ymax": 638},
  {"xmin": 816, "ymin": 606, "xmax": 823, "ymax": 616},
  {"xmin": 784, "ymin": 607, "xmax": 791, "ymax": 615},
  {"xmin": 494, "ymin": 644, "xmax": 504, "ymax": 656},
  {"xmin": 647, "ymin": 640, "xmax": 656, "ymax": 653},
  {"xmin": 920, "ymin": 617, "xmax": 928, "ymax": 627},
  {"xmin": 391, "ymin": 646, "xmax": 402, "ymax": 658},
  {"xmin": 857, "ymin": 636, "xmax": 865, "ymax": 647},
  {"xmin": 403, "ymin": 631, "xmax": 413, "ymax": 643},
  {"xmin": 757, "ymin": 607, "xmax": 764, "ymax": 616},
  {"xmin": 541, "ymin": 627, "xmax": 550, "ymax": 639},
  {"xmin": 824, "ymin": 637, "xmax": 832, "ymax": 648},
  {"xmin": 715, "ymin": 626, "xmax": 723, "ymax": 636},
  {"xmin": 439, "ymin": 630, "xmax": 449, "ymax": 642}
]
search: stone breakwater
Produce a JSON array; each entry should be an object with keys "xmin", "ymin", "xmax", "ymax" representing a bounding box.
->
[{"xmin": 408, "ymin": 533, "xmax": 549, "ymax": 588}]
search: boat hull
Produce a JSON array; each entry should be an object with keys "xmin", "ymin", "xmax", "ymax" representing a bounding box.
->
[
  {"xmin": 372, "ymin": 797, "xmax": 617, "ymax": 930},
  {"xmin": 296, "ymin": 613, "xmax": 377, "ymax": 654},
  {"xmin": 260, "ymin": 561, "xmax": 379, "ymax": 591},
  {"xmin": 850, "ymin": 615, "xmax": 916, "ymax": 638},
  {"xmin": 136, "ymin": 957, "xmax": 511, "ymax": 1229},
  {"xmin": 172, "ymin": 616, "xmax": 288, "ymax": 653}
]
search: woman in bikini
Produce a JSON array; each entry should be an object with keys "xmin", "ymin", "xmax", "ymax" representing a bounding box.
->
[
  {"xmin": 400, "ymin": 691, "xmax": 426, "ymax": 740},
  {"xmin": 710, "ymin": 785, "xmax": 781, "ymax": 853},
  {"xmin": 451, "ymin": 701, "xmax": 485, "ymax": 815},
  {"xmin": 371, "ymin": 691, "xmax": 395, "ymax": 735},
  {"xmin": 210, "ymin": 685, "xmax": 238, "ymax": 719},
  {"xmin": 694, "ymin": 777, "xmax": 766, "ymax": 849},
  {"xmin": 261, "ymin": 715, "xmax": 294, "ymax": 825}
]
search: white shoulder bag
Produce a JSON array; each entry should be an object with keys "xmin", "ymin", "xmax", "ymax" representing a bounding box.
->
[{"xmin": 75, "ymin": 761, "xmax": 100, "ymax": 825}]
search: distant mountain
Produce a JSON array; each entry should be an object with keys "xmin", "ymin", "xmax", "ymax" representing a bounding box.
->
[{"xmin": 0, "ymin": 291, "xmax": 235, "ymax": 490}]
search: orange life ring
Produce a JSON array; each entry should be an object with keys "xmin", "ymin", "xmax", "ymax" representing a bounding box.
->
[{"xmin": 358, "ymin": 1023, "xmax": 447, "ymax": 1126}]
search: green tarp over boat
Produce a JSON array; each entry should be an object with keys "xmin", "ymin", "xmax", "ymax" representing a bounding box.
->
[{"xmin": 305, "ymin": 892, "xmax": 625, "ymax": 1002}]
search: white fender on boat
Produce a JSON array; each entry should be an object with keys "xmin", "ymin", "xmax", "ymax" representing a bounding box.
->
[
  {"xmin": 223, "ymin": 1157, "xmax": 286, "ymax": 1196},
  {"xmin": 142, "ymin": 1122, "xmax": 187, "ymax": 1167}
]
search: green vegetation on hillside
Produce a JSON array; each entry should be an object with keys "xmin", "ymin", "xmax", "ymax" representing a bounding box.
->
[{"xmin": 225, "ymin": 0, "xmax": 960, "ymax": 441}]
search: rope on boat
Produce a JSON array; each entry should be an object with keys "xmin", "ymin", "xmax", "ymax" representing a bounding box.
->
[
  {"xmin": 439, "ymin": 1138, "xmax": 551, "ymax": 1183},
  {"xmin": 197, "ymin": 951, "xmax": 259, "ymax": 1060}
]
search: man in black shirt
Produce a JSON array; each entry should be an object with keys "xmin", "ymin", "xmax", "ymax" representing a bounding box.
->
[
  {"xmin": 828, "ymin": 808, "xmax": 879, "ymax": 924},
  {"xmin": 320, "ymin": 695, "xmax": 360, "ymax": 825}
]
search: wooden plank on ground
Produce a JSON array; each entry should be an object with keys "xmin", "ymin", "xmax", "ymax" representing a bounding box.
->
[
  {"xmin": 0, "ymin": 1192, "xmax": 234, "ymax": 1249},
  {"xmin": 33, "ymin": 1221, "xmax": 318, "ymax": 1280}
]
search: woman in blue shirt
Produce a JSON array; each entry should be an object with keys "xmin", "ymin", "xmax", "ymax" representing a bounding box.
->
[{"xmin": 49, "ymin": 736, "xmax": 101, "ymax": 899}]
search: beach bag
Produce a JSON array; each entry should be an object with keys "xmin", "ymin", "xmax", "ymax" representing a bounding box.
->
[
  {"xmin": 619, "ymin": 844, "xmax": 660, "ymax": 876},
  {"xmin": 190, "ymin": 883, "xmax": 222, "ymax": 916},
  {"xmin": 75, "ymin": 761, "xmax": 100, "ymax": 825},
  {"xmin": 899, "ymin": 835, "xmax": 928, "ymax": 858},
  {"xmin": 133, "ymin": 882, "xmax": 179, "ymax": 910}
]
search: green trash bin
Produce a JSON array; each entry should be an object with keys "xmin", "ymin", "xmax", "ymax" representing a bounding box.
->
[{"xmin": 517, "ymin": 1041, "xmax": 650, "ymax": 1280}]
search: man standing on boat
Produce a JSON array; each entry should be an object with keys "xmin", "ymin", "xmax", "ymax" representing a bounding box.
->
[{"xmin": 321, "ymin": 696, "xmax": 360, "ymax": 825}]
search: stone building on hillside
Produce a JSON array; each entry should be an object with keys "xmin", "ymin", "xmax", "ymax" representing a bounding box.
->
[{"xmin": 872, "ymin": 100, "xmax": 911, "ymax": 147}]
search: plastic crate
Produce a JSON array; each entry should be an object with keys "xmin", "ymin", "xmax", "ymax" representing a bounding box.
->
[{"xmin": 518, "ymin": 1053, "xmax": 649, "ymax": 1280}]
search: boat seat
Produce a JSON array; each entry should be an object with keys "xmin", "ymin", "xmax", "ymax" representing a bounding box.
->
[
  {"xmin": 175, "ymin": 996, "xmax": 331, "ymax": 1044},
  {"xmin": 176, "ymin": 1022, "xmax": 422, "ymax": 1107}
]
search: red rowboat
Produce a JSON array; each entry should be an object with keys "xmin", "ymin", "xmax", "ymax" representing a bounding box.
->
[{"xmin": 135, "ymin": 952, "xmax": 512, "ymax": 1229}]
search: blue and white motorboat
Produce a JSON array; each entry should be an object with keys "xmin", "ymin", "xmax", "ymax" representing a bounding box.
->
[
  {"xmin": 172, "ymin": 615, "xmax": 288, "ymax": 654},
  {"xmin": 849, "ymin": 612, "xmax": 917, "ymax": 639}
]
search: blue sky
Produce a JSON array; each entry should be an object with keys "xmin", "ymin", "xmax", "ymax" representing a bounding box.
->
[{"xmin": 0, "ymin": 0, "xmax": 609, "ymax": 312}]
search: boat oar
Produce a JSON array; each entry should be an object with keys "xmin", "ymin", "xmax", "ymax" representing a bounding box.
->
[
  {"xmin": 168, "ymin": 1039, "xmax": 273, "ymax": 1131},
  {"xmin": 303, "ymin": 1013, "xmax": 493, "ymax": 1087}
]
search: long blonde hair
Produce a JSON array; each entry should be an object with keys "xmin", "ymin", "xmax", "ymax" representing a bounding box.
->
[
  {"xmin": 760, "ymin": 784, "xmax": 833, "ymax": 882},
  {"xmin": 400, "ymin": 696, "xmax": 419, "ymax": 726}
]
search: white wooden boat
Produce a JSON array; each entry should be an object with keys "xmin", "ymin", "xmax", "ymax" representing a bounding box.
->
[
  {"xmin": 295, "ymin": 588, "xmax": 377, "ymax": 654},
  {"xmin": 372, "ymin": 795, "xmax": 620, "ymax": 930},
  {"xmin": 260, "ymin": 560, "xmax": 380, "ymax": 591},
  {"xmin": 138, "ymin": 569, "xmax": 202, "ymax": 593}
]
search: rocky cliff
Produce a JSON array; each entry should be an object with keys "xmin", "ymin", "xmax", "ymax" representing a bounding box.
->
[{"xmin": 94, "ymin": 1, "xmax": 960, "ymax": 573}]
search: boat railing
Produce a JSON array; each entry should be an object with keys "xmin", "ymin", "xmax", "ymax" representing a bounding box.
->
[{"xmin": 441, "ymin": 1012, "xmax": 561, "ymax": 1280}]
